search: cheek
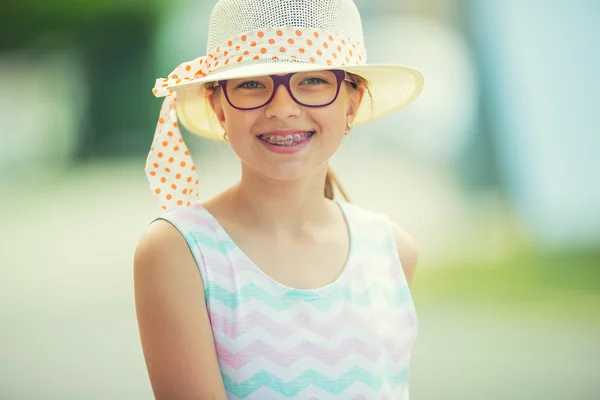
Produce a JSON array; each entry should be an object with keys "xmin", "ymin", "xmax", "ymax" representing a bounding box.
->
[
  {"xmin": 222, "ymin": 108, "xmax": 255, "ymax": 139},
  {"xmin": 212, "ymin": 92, "xmax": 251, "ymax": 137},
  {"xmin": 313, "ymin": 104, "xmax": 347, "ymax": 136}
]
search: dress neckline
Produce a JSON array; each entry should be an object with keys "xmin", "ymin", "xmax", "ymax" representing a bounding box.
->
[{"xmin": 196, "ymin": 200, "xmax": 355, "ymax": 297}]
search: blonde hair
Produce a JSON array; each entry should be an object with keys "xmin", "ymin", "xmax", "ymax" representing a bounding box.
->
[{"xmin": 205, "ymin": 72, "xmax": 371, "ymax": 203}]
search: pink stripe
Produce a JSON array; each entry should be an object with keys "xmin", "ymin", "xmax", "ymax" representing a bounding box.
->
[
  {"xmin": 176, "ymin": 206, "xmax": 222, "ymax": 231},
  {"xmin": 308, "ymin": 397, "xmax": 368, "ymax": 400},
  {"xmin": 203, "ymin": 254, "xmax": 254, "ymax": 277},
  {"xmin": 215, "ymin": 337, "xmax": 412, "ymax": 369},
  {"xmin": 308, "ymin": 398, "xmax": 369, "ymax": 400},
  {"xmin": 209, "ymin": 309, "xmax": 415, "ymax": 340}
]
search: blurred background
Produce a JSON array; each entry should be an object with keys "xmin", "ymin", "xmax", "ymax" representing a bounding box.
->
[{"xmin": 1, "ymin": 0, "xmax": 599, "ymax": 399}]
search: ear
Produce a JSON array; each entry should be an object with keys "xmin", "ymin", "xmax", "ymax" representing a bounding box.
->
[
  {"xmin": 346, "ymin": 86, "xmax": 365, "ymax": 125},
  {"xmin": 207, "ymin": 86, "xmax": 226, "ymax": 129}
]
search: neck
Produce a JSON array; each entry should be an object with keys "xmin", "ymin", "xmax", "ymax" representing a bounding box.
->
[{"xmin": 228, "ymin": 163, "xmax": 332, "ymax": 233}]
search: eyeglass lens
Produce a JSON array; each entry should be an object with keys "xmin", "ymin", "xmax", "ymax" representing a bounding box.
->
[{"xmin": 224, "ymin": 71, "xmax": 340, "ymax": 109}]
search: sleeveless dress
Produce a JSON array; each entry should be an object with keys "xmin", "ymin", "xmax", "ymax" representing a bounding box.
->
[{"xmin": 155, "ymin": 201, "xmax": 419, "ymax": 399}]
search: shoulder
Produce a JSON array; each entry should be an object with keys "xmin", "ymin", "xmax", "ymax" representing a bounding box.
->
[
  {"xmin": 133, "ymin": 220, "xmax": 227, "ymax": 398},
  {"xmin": 134, "ymin": 219, "xmax": 195, "ymax": 272},
  {"xmin": 341, "ymin": 202, "xmax": 418, "ymax": 285},
  {"xmin": 134, "ymin": 219, "xmax": 205, "ymax": 303},
  {"xmin": 390, "ymin": 222, "xmax": 419, "ymax": 286}
]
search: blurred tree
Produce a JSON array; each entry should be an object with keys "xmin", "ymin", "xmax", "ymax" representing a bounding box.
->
[{"xmin": 1, "ymin": 0, "xmax": 165, "ymax": 160}]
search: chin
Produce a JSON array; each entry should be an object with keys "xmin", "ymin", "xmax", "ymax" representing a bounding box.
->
[
  {"xmin": 238, "ymin": 137, "xmax": 334, "ymax": 181},
  {"xmin": 260, "ymin": 163, "xmax": 312, "ymax": 182}
]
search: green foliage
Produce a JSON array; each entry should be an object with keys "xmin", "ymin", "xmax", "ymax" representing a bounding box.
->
[
  {"xmin": 1, "ymin": 0, "xmax": 162, "ymax": 51},
  {"xmin": 6, "ymin": 0, "xmax": 162, "ymax": 19},
  {"xmin": 412, "ymin": 250, "xmax": 600, "ymax": 319}
]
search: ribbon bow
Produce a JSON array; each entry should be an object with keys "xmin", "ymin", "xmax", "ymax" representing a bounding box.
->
[{"xmin": 144, "ymin": 56, "xmax": 210, "ymax": 211}]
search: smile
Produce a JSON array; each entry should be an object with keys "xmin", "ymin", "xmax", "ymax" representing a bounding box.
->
[{"xmin": 258, "ymin": 131, "xmax": 314, "ymax": 146}]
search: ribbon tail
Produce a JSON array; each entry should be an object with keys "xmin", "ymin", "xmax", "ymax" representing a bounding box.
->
[{"xmin": 144, "ymin": 93, "xmax": 200, "ymax": 211}]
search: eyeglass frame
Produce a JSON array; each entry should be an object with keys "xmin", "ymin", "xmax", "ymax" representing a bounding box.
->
[{"xmin": 211, "ymin": 69, "xmax": 358, "ymax": 111}]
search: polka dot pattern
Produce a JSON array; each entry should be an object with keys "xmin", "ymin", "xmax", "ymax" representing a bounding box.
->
[
  {"xmin": 152, "ymin": 26, "xmax": 365, "ymax": 98},
  {"xmin": 148, "ymin": 26, "xmax": 366, "ymax": 211},
  {"xmin": 144, "ymin": 95, "xmax": 199, "ymax": 211}
]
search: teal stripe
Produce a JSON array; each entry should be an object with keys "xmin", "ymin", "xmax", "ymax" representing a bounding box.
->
[
  {"xmin": 222, "ymin": 367, "xmax": 408, "ymax": 398},
  {"xmin": 206, "ymin": 282, "xmax": 411, "ymax": 311},
  {"xmin": 349, "ymin": 235, "xmax": 396, "ymax": 255},
  {"xmin": 355, "ymin": 284, "xmax": 412, "ymax": 307},
  {"xmin": 209, "ymin": 283, "xmax": 309, "ymax": 311},
  {"xmin": 188, "ymin": 231, "xmax": 238, "ymax": 254}
]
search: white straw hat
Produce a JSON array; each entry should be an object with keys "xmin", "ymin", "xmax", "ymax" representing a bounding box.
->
[{"xmin": 146, "ymin": 0, "xmax": 424, "ymax": 210}]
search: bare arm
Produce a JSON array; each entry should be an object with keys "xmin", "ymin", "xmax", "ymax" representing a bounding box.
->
[
  {"xmin": 134, "ymin": 220, "xmax": 227, "ymax": 400},
  {"xmin": 391, "ymin": 223, "xmax": 419, "ymax": 286}
]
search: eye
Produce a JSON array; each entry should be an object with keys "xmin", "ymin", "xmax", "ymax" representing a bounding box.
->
[
  {"xmin": 236, "ymin": 81, "xmax": 264, "ymax": 89},
  {"xmin": 301, "ymin": 77, "xmax": 330, "ymax": 85}
]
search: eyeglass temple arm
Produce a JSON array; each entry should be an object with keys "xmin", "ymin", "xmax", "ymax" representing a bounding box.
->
[{"xmin": 343, "ymin": 71, "xmax": 357, "ymax": 87}]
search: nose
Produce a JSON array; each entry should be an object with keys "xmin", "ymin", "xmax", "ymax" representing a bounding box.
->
[{"xmin": 264, "ymin": 84, "xmax": 301, "ymax": 119}]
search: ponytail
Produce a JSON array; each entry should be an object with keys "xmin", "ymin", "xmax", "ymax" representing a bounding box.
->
[{"xmin": 325, "ymin": 168, "xmax": 350, "ymax": 202}]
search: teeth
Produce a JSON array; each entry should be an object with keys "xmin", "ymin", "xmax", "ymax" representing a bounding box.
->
[{"xmin": 260, "ymin": 132, "xmax": 314, "ymax": 146}]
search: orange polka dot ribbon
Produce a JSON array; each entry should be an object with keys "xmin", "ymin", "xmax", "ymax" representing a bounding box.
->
[
  {"xmin": 146, "ymin": 27, "xmax": 365, "ymax": 211},
  {"xmin": 145, "ymin": 94, "xmax": 200, "ymax": 211}
]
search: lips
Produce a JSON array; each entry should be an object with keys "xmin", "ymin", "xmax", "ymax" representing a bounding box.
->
[{"xmin": 258, "ymin": 131, "xmax": 315, "ymax": 146}]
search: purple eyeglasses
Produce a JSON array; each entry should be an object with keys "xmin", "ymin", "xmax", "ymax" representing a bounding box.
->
[{"xmin": 212, "ymin": 69, "xmax": 357, "ymax": 110}]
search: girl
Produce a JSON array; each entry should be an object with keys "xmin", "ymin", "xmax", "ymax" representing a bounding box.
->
[{"xmin": 134, "ymin": 0, "xmax": 424, "ymax": 398}]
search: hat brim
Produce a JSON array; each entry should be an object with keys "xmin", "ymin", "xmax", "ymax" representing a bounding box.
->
[{"xmin": 172, "ymin": 62, "xmax": 424, "ymax": 140}]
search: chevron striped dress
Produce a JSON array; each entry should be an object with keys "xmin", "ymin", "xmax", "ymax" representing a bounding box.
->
[{"xmin": 157, "ymin": 201, "xmax": 419, "ymax": 399}]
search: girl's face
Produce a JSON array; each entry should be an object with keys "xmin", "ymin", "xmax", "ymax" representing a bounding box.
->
[{"xmin": 208, "ymin": 71, "xmax": 364, "ymax": 182}]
